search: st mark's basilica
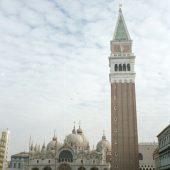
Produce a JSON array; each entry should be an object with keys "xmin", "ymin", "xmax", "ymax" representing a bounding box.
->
[{"xmin": 28, "ymin": 126, "xmax": 111, "ymax": 170}]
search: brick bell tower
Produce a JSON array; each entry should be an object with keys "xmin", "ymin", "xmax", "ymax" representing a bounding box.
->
[{"xmin": 109, "ymin": 6, "xmax": 139, "ymax": 170}]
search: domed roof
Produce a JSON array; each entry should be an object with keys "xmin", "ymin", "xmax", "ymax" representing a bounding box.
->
[
  {"xmin": 96, "ymin": 134, "xmax": 111, "ymax": 152},
  {"xmin": 47, "ymin": 136, "xmax": 62, "ymax": 150},
  {"xmin": 65, "ymin": 126, "xmax": 89, "ymax": 150},
  {"xmin": 77, "ymin": 126, "xmax": 83, "ymax": 134}
]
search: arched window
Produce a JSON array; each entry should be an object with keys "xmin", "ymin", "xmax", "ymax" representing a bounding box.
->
[
  {"xmin": 127, "ymin": 64, "xmax": 130, "ymax": 71},
  {"xmin": 119, "ymin": 64, "xmax": 122, "ymax": 71},
  {"xmin": 139, "ymin": 153, "xmax": 143, "ymax": 160},
  {"xmin": 123, "ymin": 64, "xmax": 126, "ymax": 71},
  {"xmin": 114, "ymin": 64, "xmax": 118, "ymax": 71},
  {"xmin": 59, "ymin": 150, "xmax": 73, "ymax": 162}
]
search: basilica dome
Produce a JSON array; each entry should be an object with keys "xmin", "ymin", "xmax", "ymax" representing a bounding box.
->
[
  {"xmin": 65, "ymin": 126, "xmax": 89, "ymax": 150},
  {"xmin": 47, "ymin": 136, "xmax": 62, "ymax": 150},
  {"xmin": 96, "ymin": 134, "xmax": 111, "ymax": 152}
]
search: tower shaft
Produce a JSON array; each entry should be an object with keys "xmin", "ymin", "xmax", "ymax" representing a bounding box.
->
[{"xmin": 111, "ymin": 83, "xmax": 139, "ymax": 169}]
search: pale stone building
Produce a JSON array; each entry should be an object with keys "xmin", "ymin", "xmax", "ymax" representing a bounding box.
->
[
  {"xmin": 10, "ymin": 152, "xmax": 29, "ymax": 170},
  {"xmin": 139, "ymin": 143, "xmax": 158, "ymax": 170},
  {"xmin": 27, "ymin": 126, "xmax": 111, "ymax": 170},
  {"xmin": 0, "ymin": 129, "xmax": 10, "ymax": 170},
  {"xmin": 156, "ymin": 124, "xmax": 170, "ymax": 170}
]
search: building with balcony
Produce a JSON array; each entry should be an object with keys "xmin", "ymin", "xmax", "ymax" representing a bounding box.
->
[
  {"xmin": 9, "ymin": 152, "xmax": 29, "ymax": 170},
  {"xmin": 157, "ymin": 124, "xmax": 170, "ymax": 170}
]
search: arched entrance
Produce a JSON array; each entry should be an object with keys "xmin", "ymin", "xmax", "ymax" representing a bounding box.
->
[
  {"xmin": 58, "ymin": 164, "xmax": 71, "ymax": 170},
  {"xmin": 90, "ymin": 168, "xmax": 98, "ymax": 170},
  {"xmin": 44, "ymin": 167, "xmax": 52, "ymax": 170},
  {"xmin": 78, "ymin": 167, "xmax": 86, "ymax": 170},
  {"xmin": 32, "ymin": 168, "xmax": 39, "ymax": 170}
]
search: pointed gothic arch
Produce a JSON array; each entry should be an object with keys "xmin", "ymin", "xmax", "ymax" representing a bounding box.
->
[{"xmin": 138, "ymin": 153, "xmax": 143, "ymax": 160}]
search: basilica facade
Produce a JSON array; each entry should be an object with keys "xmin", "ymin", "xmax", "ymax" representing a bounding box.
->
[{"xmin": 28, "ymin": 126, "xmax": 111, "ymax": 170}]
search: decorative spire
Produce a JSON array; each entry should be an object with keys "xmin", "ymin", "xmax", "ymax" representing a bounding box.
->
[
  {"xmin": 113, "ymin": 5, "xmax": 131, "ymax": 41},
  {"xmin": 102, "ymin": 130, "xmax": 106, "ymax": 140},
  {"xmin": 53, "ymin": 130, "xmax": 57, "ymax": 140},
  {"xmin": 29, "ymin": 136, "xmax": 32, "ymax": 151},
  {"xmin": 79, "ymin": 120, "xmax": 81, "ymax": 126},
  {"xmin": 34, "ymin": 143, "xmax": 37, "ymax": 151},
  {"xmin": 77, "ymin": 121, "xmax": 83, "ymax": 134},
  {"xmin": 38, "ymin": 144, "xmax": 40, "ymax": 152},
  {"xmin": 30, "ymin": 142, "xmax": 34, "ymax": 151},
  {"xmin": 42, "ymin": 142, "xmax": 45, "ymax": 149},
  {"xmin": 72, "ymin": 121, "xmax": 76, "ymax": 134}
]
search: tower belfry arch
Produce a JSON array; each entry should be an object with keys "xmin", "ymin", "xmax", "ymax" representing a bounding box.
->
[{"xmin": 109, "ymin": 6, "xmax": 139, "ymax": 170}]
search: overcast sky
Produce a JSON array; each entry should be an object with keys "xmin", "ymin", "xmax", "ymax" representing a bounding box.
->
[{"xmin": 0, "ymin": 0, "xmax": 170, "ymax": 157}]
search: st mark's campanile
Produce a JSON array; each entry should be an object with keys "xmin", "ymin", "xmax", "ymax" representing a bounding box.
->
[{"xmin": 109, "ymin": 7, "xmax": 139, "ymax": 170}]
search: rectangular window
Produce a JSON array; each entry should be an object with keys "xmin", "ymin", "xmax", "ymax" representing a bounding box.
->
[{"xmin": 18, "ymin": 163, "xmax": 21, "ymax": 168}]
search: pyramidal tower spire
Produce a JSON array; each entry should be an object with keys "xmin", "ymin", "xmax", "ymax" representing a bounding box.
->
[
  {"xmin": 109, "ymin": 5, "xmax": 139, "ymax": 170},
  {"xmin": 113, "ymin": 5, "xmax": 131, "ymax": 41}
]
